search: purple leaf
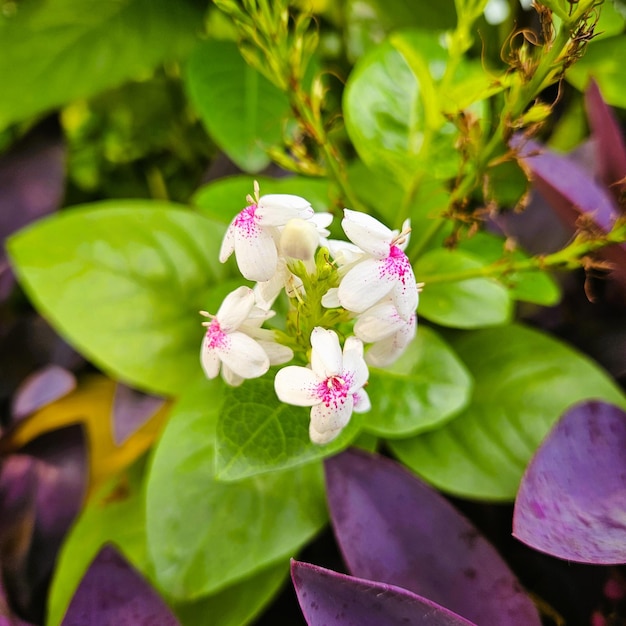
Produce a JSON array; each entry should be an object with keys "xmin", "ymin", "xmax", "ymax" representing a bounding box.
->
[
  {"xmin": 61, "ymin": 544, "xmax": 180, "ymax": 626},
  {"xmin": 291, "ymin": 560, "xmax": 476, "ymax": 626},
  {"xmin": 511, "ymin": 134, "xmax": 621, "ymax": 235},
  {"xmin": 0, "ymin": 425, "xmax": 88, "ymax": 622},
  {"xmin": 11, "ymin": 366, "xmax": 76, "ymax": 422},
  {"xmin": 112, "ymin": 384, "xmax": 166, "ymax": 446},
  {"xmin": 325, "ymin": 449, "xmax": 540, "ymax": 626},
  {"xmin": 513, "ymin": 401, "xmax": 626, "ymax": 564},
  {"xmin": 584, "ymin": 80, "xmax": 626, "ymax": 197},
  {"xmin": 0, "ymin": 124, "xmax": 65, "ymax": 301}
]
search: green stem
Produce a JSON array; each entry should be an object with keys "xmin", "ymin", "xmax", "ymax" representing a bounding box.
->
[{"xmin": 418, "ymin": 224, "xmax": 626, "ymax": 285}]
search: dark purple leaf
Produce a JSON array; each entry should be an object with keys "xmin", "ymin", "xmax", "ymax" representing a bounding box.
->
[
  {"xmin": 291, "ymin": 560, "xmax": 476, "ymax": 626},
  {"xmin": 511, "ymin": 134, "xmax": 620, "ymax": 234},
  {"xmin": 11, "ymin": 366, "xmax": 76, "ymax": 422},
  {"xmin": 112, "ymin": 384, "xmax": 166, "ymax": 446},
  {"xmin": 0, "ymin": 124, "xmax": 65, "ymax": 301},
  {"xmin": 0, "ymin": 425, "xmax": 87, "ymax": 622},
  {"xmin": 325, "ymin": 449, "xmax": 540, "ymax": 626},
  {"xmin": 584, "ymin": 80, "xmax": 626, "ymax": 197},
  {"xmin": 513, "ymin": 401, "xmax": 626, "ymax": 564},
  {"xmin": 62, "ymin": 544, "xmax": 179, "ymax": 626}
]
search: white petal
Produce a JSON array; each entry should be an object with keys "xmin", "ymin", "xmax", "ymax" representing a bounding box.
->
[
  {"xmin": 309, "ymin": 422, "xmax": 342, "ymax": 445},
  {"xmin": 257, "ymin": 340, "xmax": 294, "ymax": 365},
  {"xmin": 342, "ymin": 336, "xmax": 369, "ymax": 391},
  {"xmin": 234, "ymin": 225, "xmax": 278, "ymax": 282},
  {"xmin": 321, "ymin": 287, "xmax": 340, "ymax": 308},
  {"xmin": 200, "ymin": 336, "xmax": 221, "ymax": 379},
  {"xmin": 327, "ymin": 239, "xmax": 366, "ymax": 268},
  {"xmin": 216, "ymin": 286, "xmax": 256, "ymax": 332},
  {"xmin": 342, "ymin": 209, "xmax": 392, "ymax": 257},
  {"xmin": 217, "ymin": 332, "xmax": 269, "ymax": 379},
  {"xmin": 309, "ymin": 211, "xmax": 333, "ymax": 237},
  {"xmin": 391, "ymin": 265, "xmax": 419, "ymax": 320},
  {"xmin": 310, "ymin": 394, "xmax": 353, "ymax": 432},
  {"xmin": 353, "ymin": 301, "xmax": 406, "ymax": 342},
  {"xmin": 256, "ymin": 194, "xmax": 314, "ymax": 225},
  {"xmin": 219, "ymin": 222, "xmax": 236, "ymax": 263},
  {"xmin": 222, "ymin": 365, "xmax": 244, "ymax": 387},
  {"xmin": 274, "ymin": 366, "xmax": 321, "ymax": 406},
  {"xmin": 310, "ymin": 327, "xmax": 342, "ymax": 378},
  {"xmin": 365, "ymin": 314, "xmax": 416, "ymax": 367},
  {"xmin": 338, "ymin": 258, "xmax": 395, "ymax": 314},
  {"xmin": 353, "ymin": 388, "xmax": 371, "ymax": 413}
]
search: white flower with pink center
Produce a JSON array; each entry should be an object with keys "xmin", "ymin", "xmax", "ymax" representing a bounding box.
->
[
  {"xmin": 354, "ymin": 300, "xmax": 417, "ymax": 367},
  {"xmin": 274, "ymin": 327, "xmax": 370, "ymax": 444},
  {"xmin": 200, "ymin": 286, "xmax": 290, "ymax": 386},
  {"xmin": 219, "ymin": 183, "xmax": 314, "ymax": 282},
  {"xmin": 336, "ymin": 209, "xmax": 418, "ymax": 320}
]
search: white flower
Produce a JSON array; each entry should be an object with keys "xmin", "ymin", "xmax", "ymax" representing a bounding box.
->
[
  {"xmin": 274, "ymin": 328, "xmax": 370, "ymax": 444},
  {"xmin": 354, "ymin": 301, "xmax": 417, "ymax": 367},
  {"xmin": 200, "ymin": 286, "xmax": 291, "ymax": 386},
  {"xmin": 337, "ymin": 210, "xmax": 418, "ymax": 320},
  {"xmin": 219, "ymin": 185, "xmax": 314, "ymax": 282}
]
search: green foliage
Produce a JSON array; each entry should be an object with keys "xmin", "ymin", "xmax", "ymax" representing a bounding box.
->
[
  {"xmin": 0, "ymin": 0, "xmax": 203, "ymax": 129},
  {"xmin": 185, "ymin": 40, "xmax": 292, "ymax": 172},
  {"xmin": 146, "ymin": 378, "xmax": 327, "ymax": 598},
  {"xmin": 389, "ymin": 324, "xmax": 626, "ymax": 501},
  {"xmin": 365, "ymin": 326, "xmax": 473, "ymax": 437},
  {"xmin": 7, "ymin": 204, "xmax": 229, "ymax": 395}
]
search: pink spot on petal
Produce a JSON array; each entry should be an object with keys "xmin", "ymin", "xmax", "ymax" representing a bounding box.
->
[
  {"xmin": 379, "ymin": 245, "xmax": 412, "ymax": 285},
  {"xmin": 316, "ymin": 373, "xmax": 353, "ymax": 409},
  {"xmin": 205, "ymin": 319, "xmax": 229, "ymax": 350},
  {"xmin": 233, "ymin": 204, "xmax": 260, "ymax": 240}
]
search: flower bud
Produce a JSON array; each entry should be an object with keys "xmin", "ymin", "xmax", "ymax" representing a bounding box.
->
[{"xmin": 280, "ymin": 218, "xmax": 319, "ymax": 262}]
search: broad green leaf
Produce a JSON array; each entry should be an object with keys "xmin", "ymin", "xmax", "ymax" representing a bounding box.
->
[
  {"xmin": 459, "ymin": 232, "xmax": 561, "ymax": 306},
  {"xmin": 185, "ymin": 40, "xmax": 291, "ymax": 172},
  {"xmin": 146, "ymin": 378, "xmax": 327, "ymax": 599},
  {"xmin": 344, "ymin": 30, "xmax": 460, "ymax": 186},
  {"xmin": 567, "ymin": 36, "xmax": 626, "ymax": 108},
  {"xmin": 47, "ymin": 459, "xmax": 290, "ymax": 626},
  {"xmin": 366, "ymin": 0, "xmax": 456, "ymax": 31},
  {"xmin": 0, "ymin": 0, "xmax": 203, "ymax": 129},
  {"xmin": 416, "ymin": 248, "xmax": 513, "ymax": 328},
  {"xmin": 365, "ymin": 326, "xmax": 473, "ymax": 438},
  {"xmin": 389, "ymin": 324, "xmax": 626, "ymax": 501},
  {"xmin": 192, "ymin": 175, "xmax": 333, "ymax": 224},
  {"xmin": 7, "ymin": 203, "xmax": 229, "ymax": 396},
  {"xmin": 215, "ymin": 377, "xmax": 363, "ymax": 481}
]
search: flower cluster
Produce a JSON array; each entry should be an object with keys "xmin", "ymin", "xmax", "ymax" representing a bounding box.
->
[{"xmin": 200, "ymin": 183, "xmax": 420, "ymax": 444}]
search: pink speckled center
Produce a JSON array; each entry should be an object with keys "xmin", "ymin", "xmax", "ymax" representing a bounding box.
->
[
  {"xmin": 316, "ymin": 374, "xmax": 352, "ymax": 409},
  {"xmin": 379, "ymin": 245, "xmax": 412, "ymax": 284},
  {"xmin": 233, "ymin": 204, "xmax": 260, "ymax": 240},
  {"xmin": 205, "ymin": 319, "xmax": 229, "ymax": 351}
]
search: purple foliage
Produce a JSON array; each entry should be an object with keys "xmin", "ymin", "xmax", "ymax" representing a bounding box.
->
[
  {"xmin": 324, "ymin": 449, "xmax": 540, "ymax": 625},
  {"xmin": 291, "ymin": 560, "xmax": 476, "ymax": 626},
  {"xmin": 11, "ymin": 366, "xmax": 76, "ymax": 423},
  {"xmin": 0, "ymin": 425, "xmax": 87, "ymax": 622},
  {"xmin": 0, "ymin": 125, "xmax": 65, "ymax": 302},
  {"xmin": 112, "ymin": 384, "xmax": 165, "ymax": 446},
  {"xmin": 61, "ymin": 544, "xmax": 179, "ymax": 626},
  {"xmin": 513, "ymin": 401, "xmax": 626, "ymax": 564}
]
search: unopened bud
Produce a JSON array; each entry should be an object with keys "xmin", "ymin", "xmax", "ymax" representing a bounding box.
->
[{"xmin": 280, "ymin": 218, "xmax": 319, "ymax": 262}]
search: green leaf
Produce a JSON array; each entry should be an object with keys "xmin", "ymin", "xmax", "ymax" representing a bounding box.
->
[
  {"xmin": 566, "ymin": 36, "xmax": 626, "ymax": 108},
  {"xmin": 367, "ymin": 0, "xmax": 457, "ymax": 31},
  {"xmin": 7, "ymin": 203, "xmax": 229, "ymax": 396},
  {"xmin": 459, "ymin": 232, "xmax": 561, "ymax": 306},
  {"xmin": 47, "ymin": 458, "xmax": 290, "ymax": 626},
  {"xmin": 344, "ymin": 30, "xmax": 460, "ymax": 186},
  {"xmin": 416, "ymin": 248, "xmax": 513, "ymax": 328},
  {"xmin": 0, "ymin": 0, "xmax": 203, "ymax": 129},
  {"xmin": 388, "ymin": 324, "xmax": 626, "ymax": 501},
  {"xmin": 365, "ymin": 326, "xmax": 473, "ymax": 438},
  {"xmin": 215, "ymin": 377, "xmax": 362, "ymax": 481},
  {"xmin": 146, "ymin": 378, "xmax": 327, "ymax": 599},
  {"xmin": 185, "ymin": 40, "xmax": 291, "ymax": 172},
  {"xmin": 192, "ymin": 175, "xmax": 333, "ymax": 224}
]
